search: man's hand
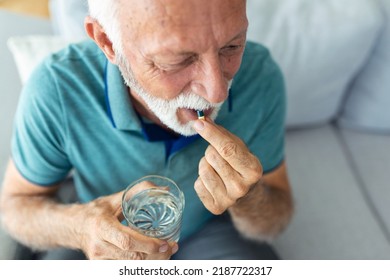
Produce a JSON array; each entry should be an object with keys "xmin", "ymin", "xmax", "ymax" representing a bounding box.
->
[
  {"xmin": 77, "ymin": 189, "xmax": 178, "ymax": 260},
  {"xmin": 192, "ymin": 118, "xmax": 263, "ymax": 214}
]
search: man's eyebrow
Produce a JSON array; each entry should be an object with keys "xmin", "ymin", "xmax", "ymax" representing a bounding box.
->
[
  {"xmin": 148, "ymin": 29, "xmax": 248, "ymax": 60},
  {"xmin": 148, "ymin": 50, "xmax": 195, "ymax": 61},
  {"xmin": 226, "ymin": 29, "xmax": 247, "ymax": 44}
]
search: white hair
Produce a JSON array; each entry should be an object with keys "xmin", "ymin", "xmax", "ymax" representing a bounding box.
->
[{"xmin": 87, "ymin": 0, "xmax": 123, "ymax": 51}]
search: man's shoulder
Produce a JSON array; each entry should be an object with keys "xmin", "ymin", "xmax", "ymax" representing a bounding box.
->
[
  {"xmin": 240, "ymin": 41, "xmax": 277, "ymax": 75},
  {"xmin": 49, "ymin": 40, "xmax": 103, "ymax": 62},
  {"xmin": 33, "ymin": 40, "xmax": 106, "ymax": 82},
  {"xmin": 44, "ymin": 40, "xmax": 106, "ymax": 72},
  {"xmin": 234, "ymin": 41, "xmax": 283, "ymax": 90},
  {"xmin": 243, "ymin": 41, "xmax": 271, "ymax": 57},
  {"xmin": 23, "ymin": 40, "xmax": 107, "ymax": 110},
  {"xmin": 27, "ymin": 40, "xmax": 107, "ymax": 99}
]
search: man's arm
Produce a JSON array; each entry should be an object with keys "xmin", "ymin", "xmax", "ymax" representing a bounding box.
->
[
  {"xmin": 228, "ymin": 162, "xmax": 294, "ymax": 242},
  {"xmin": 0, "ymin": 160, "xmax": 176, "ymax": 259},
  {"xmin": 192, "ymin": 119, "xmax": 294, "ymax": 241},
  {"xmin": 0, "ymin": 160, "xmax": 81, "ymax": 250}
]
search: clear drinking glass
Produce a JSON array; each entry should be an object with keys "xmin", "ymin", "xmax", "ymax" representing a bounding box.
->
[{"xmin": 121, "ymin": 175, "xmax": 185, "ymax": 242}]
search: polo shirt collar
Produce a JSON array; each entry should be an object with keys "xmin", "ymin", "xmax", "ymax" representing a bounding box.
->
[{"xmin": 104, "ymin": 60, "xmax": 142, "ymax": 131}]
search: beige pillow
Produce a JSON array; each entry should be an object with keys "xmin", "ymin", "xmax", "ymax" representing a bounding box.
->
[{"xmin": 7, "ymin": 35, "xmax": 75, "ymax": 84}]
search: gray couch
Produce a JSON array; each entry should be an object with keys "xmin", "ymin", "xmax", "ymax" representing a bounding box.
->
[
  {"xmin": 1, "ymin": 0, "xmax": 390, "ymax": 260},
  {"xmin": 245, "ymin": 0, "xmax": 390, "ymax": 259}
]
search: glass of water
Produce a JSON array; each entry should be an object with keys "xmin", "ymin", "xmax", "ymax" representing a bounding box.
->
[{"xmin": 121, "ymin": 175, "xmax": 185, "ymax": 242}]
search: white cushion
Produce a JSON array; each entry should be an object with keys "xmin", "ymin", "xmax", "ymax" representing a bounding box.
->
[
  {"xmin": 49, "ymin": 0, "xmax": 88, "ymax": 39},
  {"xmin": 7, "ymin": 35, "xmax": 76, "ymax": 84},
  {"xmin": 338, "ymin": 0, "xmax": 390, "ymax": 133},
  {"xmin": 246, "ymin": 0, "xmax": 384, "ymax": 128}
]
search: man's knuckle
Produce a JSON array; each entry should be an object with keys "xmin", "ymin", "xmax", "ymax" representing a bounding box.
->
[
  {"xmin": 194, "ymin": 179, "xmax": 204, "ymax": 193},
  {"xmin": 220, "ymin": 141, "xmax": 237, "ymax": 158},
  {"xmin": 209, "ymin": 199, "xmax": 227, "ymax": 215},
  {"xmin": 205, "ymin": 150, "xmax": 219, "ymax": 167},
  {"xmin": 232, "ymin": 181, "xmax": 248, "ymax": 197},
  {"xmin": 129, "ymin": 252, "xmax": 144, "ymax": 260},
  {"xmin": 228, "ymin": 196, "xmax": 236, "ymax": 207},
  {"xmin": 242, "ymin": 156, "xmax": 263, "ymax": 181},
  {"xmin": 253, "ymin": 168, "xmax": 263, "ymax": 182},
  {"xmin": 136, "ymin": 252, "xmax": 145, "ymax": 260},
  {"xmin": 211, "ymin": 205, "xmax": 225, "ymax": 215},
  {"xmin": 117, "ymin": 234, "xmax": 134, "ymax": 250},
  {"xmin": 199, "ymin": 166, "xmax": 219, "ymax": 184},
  {"xmin": 205, "ymin": 146, "xmax": 215, "ymax": 158},
  {"xmin": 249, "ymin": 160, "xmax": 263, "ymax": 181},
  {"xmin": 198, "ymin": 159, "xmax": 209, "ymax": 176}
]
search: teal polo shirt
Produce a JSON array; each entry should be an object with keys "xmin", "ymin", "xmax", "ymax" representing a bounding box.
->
[{"xmin": 11, "ymin": 40, "xmax": 286, "ymax": 240}]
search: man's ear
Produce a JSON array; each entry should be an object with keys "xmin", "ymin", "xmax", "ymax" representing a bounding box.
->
[{"xmin": 85, "ymin": 16, "xmax": 116, "ymax": 64}]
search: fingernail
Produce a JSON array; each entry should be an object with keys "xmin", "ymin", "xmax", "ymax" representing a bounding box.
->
[
  {"xmin": 172, "ymin": 244, "xmax": 179, "ymax": 254},
  {"xmin": 159, "ymin": 243, "xmax": 169, "ymax": 253},
  {"xmin": 193, "ymin": 120, "xmax": 204, "ymax": 131}
]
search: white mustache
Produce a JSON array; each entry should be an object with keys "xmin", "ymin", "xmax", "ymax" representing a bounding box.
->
[{"xmin": 141, "ymin": 91, "xmax": 221, "ymax": 113}]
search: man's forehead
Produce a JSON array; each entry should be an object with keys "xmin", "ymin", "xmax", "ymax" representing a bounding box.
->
[
  {"xmin": 120, "ymin": 0, "xmax": 246, "ymax": 27},
  {"xmin": 119, "ymin": 0, "xmax": 247, "ymax": 52}
]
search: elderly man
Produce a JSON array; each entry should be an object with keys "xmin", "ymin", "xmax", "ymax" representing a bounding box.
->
[{"xmin": 0, "ymin": 0, "xmax": 293, "ymax": 260}]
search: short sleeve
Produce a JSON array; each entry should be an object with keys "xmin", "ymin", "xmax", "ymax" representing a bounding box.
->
[{"xmin": 11, "ymin": 60, "xmax": 72, "ymax": 186}]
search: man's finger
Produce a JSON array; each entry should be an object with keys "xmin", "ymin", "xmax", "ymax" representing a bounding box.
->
[
  {"xmin": 145, "ymin": 242, "xmax": 179, "ymax": 260},
  {"xmin": 194, "ymin": 177, "xmax": 217, "ymax": 213},
  {"xmin": 90, "ymin": 241, "xmax": 145, "ymax": 260},
  {"xmin": 101, "ymin": 219, "xmax": 171, "ymax": 255},
  {"xmin": 193, "ymin": 119, "xmax": 237, "ymax": 149},
  {"xmin": 198, "ymin": 156, "xmax": 227, "ymax": 201},
  {"xmin": 193, "ymin": 119, "xmax": 255, "ymax": 176}
]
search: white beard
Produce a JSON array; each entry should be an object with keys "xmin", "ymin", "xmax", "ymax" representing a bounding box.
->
[
  {"xmin": 115, "ymin": 51, "xmax": 231, "ymax": 136},
  {"xmin": 133, "ymin": 90, "xmax": 224, "ymax": 136}
]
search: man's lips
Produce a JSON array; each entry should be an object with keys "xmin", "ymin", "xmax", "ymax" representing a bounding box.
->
[{"xmin": 178, "ymin": 108, "xmax": 213, "ymax": 122}]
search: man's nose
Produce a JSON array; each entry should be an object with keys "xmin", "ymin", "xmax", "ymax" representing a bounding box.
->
[{"xmin": 190, "ymin": 54, "xmax": 229, "ymax": 104}]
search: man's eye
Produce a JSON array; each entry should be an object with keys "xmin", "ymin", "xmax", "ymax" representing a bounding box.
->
[
  {"xmin": 220, "ymin": 45, "xmax": 243, "ymax": 55},
  {"xmin": 158, "ymin": 56, "xmax": 196, "ymax": 72}
]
